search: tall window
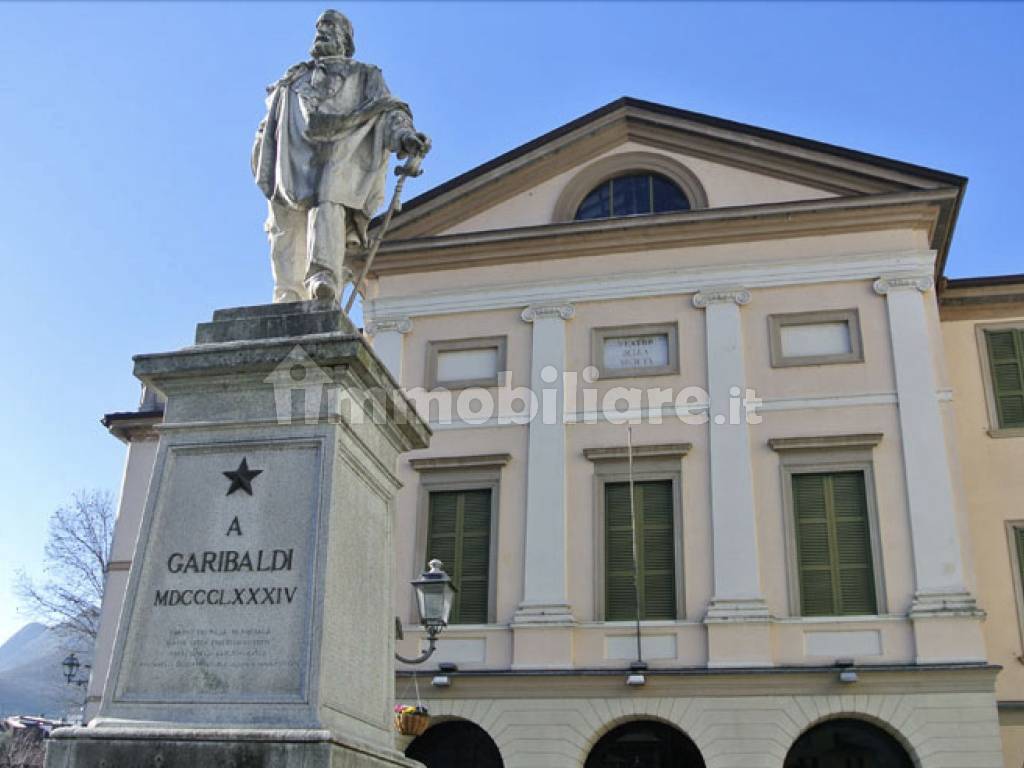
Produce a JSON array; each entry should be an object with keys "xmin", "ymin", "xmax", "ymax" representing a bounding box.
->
[
  {"xmin": 426, "ymin": 489, "xmax": 491, "ymax": 624},
  {"xmin": 605, "ymin": 480, "xmax": 676, "ymax": 621},
  {"xmin": 792, "ymin": 471, "xmax": 877, "ymax": 616},
  {"xmin": 985, "ymin": 329, "xmax": 1024, "ymax": 429},
  {"xmin": 575, "ymin": 173, "xmax": 690, "ymax": 221}
]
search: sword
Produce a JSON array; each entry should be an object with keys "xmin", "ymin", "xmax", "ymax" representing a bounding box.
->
[{"xmin": 343, "ymin": 151, "xmax": 424, "ymax": 316}]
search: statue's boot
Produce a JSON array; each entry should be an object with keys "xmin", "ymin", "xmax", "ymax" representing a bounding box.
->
[{"xmin": 306, "ymin": 271, "xmax": 337, "ymax": 302}]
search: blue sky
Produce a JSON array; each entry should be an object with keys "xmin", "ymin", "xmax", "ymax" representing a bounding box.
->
[{"xmin": 0, "ymin": 1, "xmax": 1021, "ymax": 646}]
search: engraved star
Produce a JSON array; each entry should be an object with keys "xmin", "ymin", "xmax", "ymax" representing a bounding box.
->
[{"xmin": 223, "ymin": 458, "xmax": 263, "ymax": 496}]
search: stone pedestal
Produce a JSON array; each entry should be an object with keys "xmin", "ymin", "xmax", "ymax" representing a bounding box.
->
[{"xmin": 47, "ymin": 301, "xmax": 429, "ymax": 768}]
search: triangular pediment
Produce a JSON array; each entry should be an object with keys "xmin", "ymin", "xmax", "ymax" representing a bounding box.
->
[{"xmin": 384, "ymin": 97, "xmax": 964, "ymax": 241}]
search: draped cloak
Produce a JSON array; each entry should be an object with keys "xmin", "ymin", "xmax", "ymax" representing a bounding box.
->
[{"xmin": 252, "ymin": 57, "xmax": 412, "ymax": 247}]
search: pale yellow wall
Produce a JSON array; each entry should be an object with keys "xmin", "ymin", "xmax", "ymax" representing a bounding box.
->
[
  {"xmin": 387, "ymin": 266, "xmax": 961, "ymax": 669},
  {"xmin": 441, "ymin": 141, "xmax": 838, "ymax": 235},
  {"xmin": 943, "ymin": 315, "xmax": 1024, "ymax": 703}
]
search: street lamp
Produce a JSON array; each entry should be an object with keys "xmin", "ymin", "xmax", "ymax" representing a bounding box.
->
[
  {"xmin": 61, "ymin": 653, "xmax": 90, "ymax": 687},
  {"xmin": 395, "ymin": 559, "xmax": 456, "ymax": 665}
]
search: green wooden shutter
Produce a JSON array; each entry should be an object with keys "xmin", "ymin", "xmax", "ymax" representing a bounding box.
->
[
  {"xmin": 793, "ymin": 472, "xmax": 876, "ymax": 617},
  {"xmin": 604, "ymin": 480, "xmax": 676, "ymax": 621},
  {"xmin": 426, "ymin": 489, "xmax": 491, "ymax": 624},
  {"xmin": 986, "ymin": 330, "xmax": 1024, "ymax": 428}
]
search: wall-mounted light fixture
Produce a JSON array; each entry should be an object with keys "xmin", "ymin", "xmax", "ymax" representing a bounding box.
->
[
  {"xmin": 395, "ymin": 559, "xmax": 456, "ymax": 665},
  {"xmin": 835, "ymin": 658, "xmax": 858, "ymax": 684}
]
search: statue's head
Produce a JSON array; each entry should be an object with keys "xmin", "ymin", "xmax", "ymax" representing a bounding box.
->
[{"xmin": 311, "ymin": 9, "xmax": 354, "ymax": 58}]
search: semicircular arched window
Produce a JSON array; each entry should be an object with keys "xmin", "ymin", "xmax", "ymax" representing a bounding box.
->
[{"xmin": 574, "ymin": 172, "xmax": 690, "ymax": 221}]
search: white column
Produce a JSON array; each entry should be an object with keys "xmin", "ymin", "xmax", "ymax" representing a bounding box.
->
[
  {"xmin": 514, "ymin": 301, "xmax": 574, "ymax": 624},
  {"xmin": 693, "ymin": 287, "xmax": 769, "ymax": 621},
  {"xmin": 874, "ymin": 273, "xmax": 975, "ymax": 614},
  {"xmin": 365, "ymin": 315, "xmax": 411, "ymax": 385}
]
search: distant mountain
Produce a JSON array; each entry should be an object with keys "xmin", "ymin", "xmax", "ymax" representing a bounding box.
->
[{"xmin": 0, "ymin": 624, "xmax": 92, "ymax": 719}]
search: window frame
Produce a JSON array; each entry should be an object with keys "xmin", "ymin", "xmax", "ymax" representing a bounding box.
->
[
  {"xmin": 1006, "ymin": 521, "xmax": 1024, "ymax": 654},
  {"xmin": 768, "ymin": 308, "xmax": 864, "ymax": 368},
  {"xmin": 584, "ymin": 443, "xmax": 690, "ymax": 622},
  {"xmin": 591, "ymin": 322, "xmax": 680, "ymax": 379},
  {"xmin": 975, "ymin": 322, "xmax": 1024, "ymax": 438},
  {"xmin": 769, "ymin": 434, "xmax": 887, "ymax": 618},
  {"xmin": 425, "ymin": 336, "xmax": 507, "ymax": 390},
  {"xmin": 410, "ymin": 454, "xmax": 510, "ymax": 626}
]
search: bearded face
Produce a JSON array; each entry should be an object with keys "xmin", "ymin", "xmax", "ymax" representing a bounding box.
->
[{"xmin": 310, "ymin": 13, "xmax": 350, "ymax": 58}]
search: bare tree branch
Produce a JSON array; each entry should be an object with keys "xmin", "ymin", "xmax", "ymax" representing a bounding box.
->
[{"xmin": 15, "ymin": 490, "xmax": 114, "ymax": 643}]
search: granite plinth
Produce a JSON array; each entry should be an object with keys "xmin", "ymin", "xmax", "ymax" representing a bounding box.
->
[
  {"xmin": 51, "ymin": 302, "xmax": 429, "ymax": 768},
  {"xmin": 47, "ymin": 727, "xmax": 421, "ymax": 768},
  {"xmin": 194, "ymin": 300, "xmax": 357, "ymax": 344}
]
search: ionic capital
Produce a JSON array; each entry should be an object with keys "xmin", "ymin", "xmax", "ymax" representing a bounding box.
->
[
  {"xmin": 365, "ymin": 315, "xmax": 412, "ymax": 336},
  {"xmin": 873, "ymin": 273, "xmax": 933, "ymax": 295},
  {"xmin": 692, "ymin": 286, "xmax": 751, "ymax": 309},
  {"xmin": 521, "ymin": 302, "xmax": 575, "ymax": 322}
]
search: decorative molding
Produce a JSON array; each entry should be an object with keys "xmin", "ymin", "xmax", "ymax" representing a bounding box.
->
[
  {"xmin": 551, "ymin": 150, "xmax": 709, "ymax": 222},
  {"xmin": 692, "ymin": 286, "xmax": 751, "ymax": 308},
  {"xmin": 873, "ymin": 273, "xmax": 934, "ymax": 295},
  {"xmin": 583, "ymin": 443, "xmax": 692, "ymax": 462},
  {"xmin": 909, "ymin": 591, "xmax": 984, "ymax": 619},
  {"xmin": 768, "ymin": 433, "xmax": 884, "ymax": 452},
  {"xmin": 364, "ymin": 315, "xmax": 412, "ymax": 336},
  {"xmin": 409, "ymin": 453, "xmax": 512, "ymax": 472},
  {"xmin": 368, "ymin": 193, "xmax": 948, "ymax": 278},
  {"xmin": 368, "ymin": 250, "xmax": 936, "ymax": 319},
  {"xmin": 521, "ymin": 302, "xmax": 575, "ymax": 322}
]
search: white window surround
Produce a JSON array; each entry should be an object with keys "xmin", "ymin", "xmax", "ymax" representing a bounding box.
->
[
  {"xmin": 584, "ymin": 443, "xmax": 691, "ymax": 622},
  {"xmin": 768, "ymin": 308, "xmax": 864, "ymax": 368},
  {"xmin": 408, "ymin": 453, "xmax": 511, "ymax": 626},
  {"xmin": 769, "ymin": 433, "xmax": 887, "ymax": 619},
  {"xmin": 1006, "ymin": 521, "xmax": 1024, "ymax": 655},
  {"xmin": 425, "ymin": 336, "xmax": 507, "ymax": 390},
  {"xmin": 974, "ymin": 322, "xmax": 1024, "ymax": 438}
]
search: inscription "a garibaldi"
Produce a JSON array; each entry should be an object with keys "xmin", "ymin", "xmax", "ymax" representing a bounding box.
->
[{"xmin": 166, "ymin": 548, "xmax": 294, "ymax": 573}]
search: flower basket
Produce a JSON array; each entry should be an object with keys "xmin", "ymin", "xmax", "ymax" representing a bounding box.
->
[{"xmin": 394, "ymin": 706, "xmax": 430, "ymax": 736}]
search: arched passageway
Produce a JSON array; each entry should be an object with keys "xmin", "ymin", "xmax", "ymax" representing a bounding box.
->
[
  {"xmin": 404, "ymin": 719, "xmax": 504, "ymax": 768},
  {"xmin": 784, "ymin": 718, "xmax": 914, "ymax": 768},
  {"xmin": 585, "ymin": 720, "xmax": 706, "ymax": 768}
]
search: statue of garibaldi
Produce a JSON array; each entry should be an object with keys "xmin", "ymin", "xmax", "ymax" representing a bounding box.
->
[{"xmin": 252, "ymin": 9, "xmax": 430, "ymax": 304}]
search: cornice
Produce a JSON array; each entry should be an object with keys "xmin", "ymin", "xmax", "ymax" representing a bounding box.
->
[
  {"xmin": 768, "ymin": 433, "xmax": 884, "ymax": 452},
  {"xmin": 366, "ymin": 249, "xmax": 937, "ymax": 321},
  {"xmin": 583, "ymin": 443, "xmax": 692, "ymax": 462},
  {"xmin": 363, "ymin": 191, "xmax": 950, "ymax": 278},
  {"xmin": 409, "ymin": 453, "xmax": 512, "ymax": 472}
]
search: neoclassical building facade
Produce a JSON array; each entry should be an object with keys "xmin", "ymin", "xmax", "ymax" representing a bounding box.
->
[{"xmin": 91, "ymin": 98, "xmax": 1024, "ymax": 768}]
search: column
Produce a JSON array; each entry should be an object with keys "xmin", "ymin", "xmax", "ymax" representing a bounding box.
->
[
  {"xmin": 693, "ymin": 287, "xmax": 771, "ymax": 668},
  {"xmin": 513, "ymin": 302, "xmax": 574, "ymax": 667},
  {"xmin": 366, "ymin": 315, "xmax": 411, "ymax": 385}
]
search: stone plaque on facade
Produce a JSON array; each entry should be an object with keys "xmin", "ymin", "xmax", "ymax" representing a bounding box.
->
[
  {"xmin": 602, "ymin": 333, "xmax": 670, "ymax": 370},
  {"xmin": 114, "ymin": 440, "xmax": 321, "ymax": 704}
]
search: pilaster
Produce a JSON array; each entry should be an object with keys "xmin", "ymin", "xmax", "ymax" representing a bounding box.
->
[
  {"xmin": 693, "ymin": 287, "xmax": 771, "ymax": 667},
  {"xmin": 365, "ymin": 315, "xmax": 412, "ymax": 386},
  {"xmin": 874, "ymin": 273, "xmax": 983, "ymax": 662},
  {"xmin": 513, "ymin": 302, "xmax": 575, "ymax": 665}
]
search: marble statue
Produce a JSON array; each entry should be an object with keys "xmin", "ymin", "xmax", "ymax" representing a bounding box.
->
[{"xmin": 252, "ymin": 9, "xmax": 430, "ymax": 304}]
